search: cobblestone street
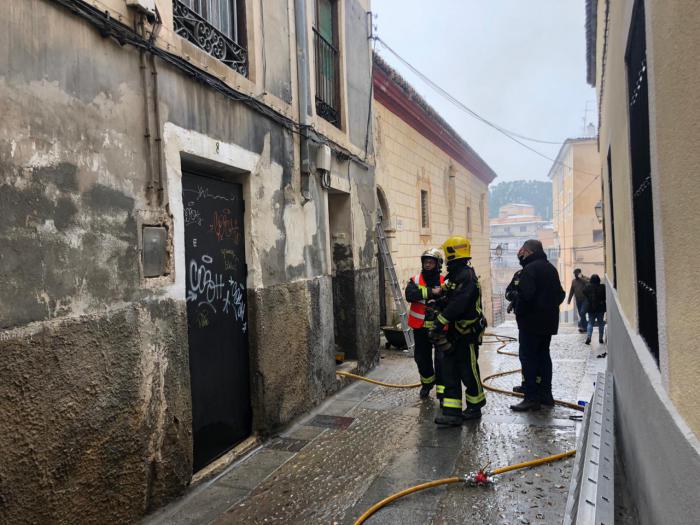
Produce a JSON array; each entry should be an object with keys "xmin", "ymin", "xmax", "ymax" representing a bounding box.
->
[{"xmin": 147, "ymin": 323, "xmax": 606, "ymax": 525}]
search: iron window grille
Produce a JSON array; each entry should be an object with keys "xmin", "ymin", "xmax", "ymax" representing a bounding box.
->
[
  {"xmin": 420, "ymin": 190, "xmax": 430, "ymax": 229},
  {"xmin": 173, "ymin": 0, "xmax": 247, "ymax": 76},
  {"xmin": 314, "ymin": 0, "xmax": 340, "ymax": 127},
  {"xmin": 626, "ymin": 0, "xmax": 659, "ymax": 363}
]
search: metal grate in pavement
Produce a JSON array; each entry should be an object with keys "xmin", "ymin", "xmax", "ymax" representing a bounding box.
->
[
  {"xmin": 304, "ymin": 414, "xmax": 355, "ymax": 429},
  {"xmin": 266, "ymin": 437, "xmax": 310, "ymax": 453}
]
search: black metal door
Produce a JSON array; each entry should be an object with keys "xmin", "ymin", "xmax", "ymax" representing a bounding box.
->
[{"xmin": 182, "ymin": 170, "xmax": 251, "ymax": 472}]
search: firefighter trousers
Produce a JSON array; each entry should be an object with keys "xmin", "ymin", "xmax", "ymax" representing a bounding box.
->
[
  {"xmin": 441, "ymin": 334, "xmax": 486, "ymax": 415},
  {"xmin": 414, "ymin": 328, "xmax": 444, "ymax": 396}
]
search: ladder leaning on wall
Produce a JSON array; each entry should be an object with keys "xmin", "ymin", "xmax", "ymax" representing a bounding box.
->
[{"xmin": 375, "ymin": 206, "xmax": 415, "ymax": 353}]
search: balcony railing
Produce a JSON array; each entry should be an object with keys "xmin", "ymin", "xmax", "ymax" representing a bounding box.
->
[
  {"xmin": 173, "ymin": 0, "xmax": 247, "ymax": 77},
  {"xmin": 313, "ymin": 28, "xmax": 340, "ymax": 127}
]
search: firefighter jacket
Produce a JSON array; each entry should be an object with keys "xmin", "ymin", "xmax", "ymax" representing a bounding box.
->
[
  {"xmin": 405, "ymin": 272, "xmax": 445, "ymax": 329},
  {"xmin": 435, "ymin": 260, "xmax": 485, "ymax": 339}
]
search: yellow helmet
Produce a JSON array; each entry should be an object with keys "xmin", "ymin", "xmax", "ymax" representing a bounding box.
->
[{"xmin": 442, "ymin": 236, "xmax": 471, "ymax": 262}]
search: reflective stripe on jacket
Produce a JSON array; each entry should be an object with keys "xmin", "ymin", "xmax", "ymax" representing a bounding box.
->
[{"xmin": 408, "ymin": 273, "xmax": 445, "ymax": 329}]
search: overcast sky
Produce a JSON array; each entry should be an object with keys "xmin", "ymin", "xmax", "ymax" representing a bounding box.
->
[{"xmin": 371, "ymin": 0, "xmax": 597, "ymax": 183}]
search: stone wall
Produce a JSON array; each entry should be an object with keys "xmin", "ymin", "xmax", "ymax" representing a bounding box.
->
[{"xmin": 0, "ymin": 0, "xmax": 377, "ymax": 522}]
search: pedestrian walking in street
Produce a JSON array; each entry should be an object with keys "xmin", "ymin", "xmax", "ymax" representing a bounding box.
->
[
  {"xmin": 567, "ymin": 269, "xmax": 589, "ymax": 333},
  {"xmin": 507, "ymin": 240, "xmax": 565, "ymax": 412},
  {"xmin": 405, "ymin": 248, "xmax": 446, "ymax": 400},
  {"xmin": 431, "ymin": 236, "xmax": 487, "ymax": 426},
  {"xmin": 583, "ymin": 274, "xmax": 606, "ymax": 346}
]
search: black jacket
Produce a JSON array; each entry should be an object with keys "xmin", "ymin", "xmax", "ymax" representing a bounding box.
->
[
  {"xmin": 508, "ymin": 251, "xmax": 565, "ymax": 336},
  {"xmin": 435, "ymin": 260, "xmax": 483, "ymax": 339},
  {"xmin": 405, "ymin": 269, "xmax": 441, "ymax": 303},
  {"xmin": 583, "ymin": 283, "xmax": 607, "ymax": 314}
]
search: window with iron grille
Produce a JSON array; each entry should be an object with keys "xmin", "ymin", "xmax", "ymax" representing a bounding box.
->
[
  {"xmin": 607, "ymin": 147, "xmax": 618, "ymax": 288},
  {"xmin": 173, "ymin": 0, "xmax": 247, "ymax": 76},
  {"xmin": 466, "ymin": 206, "xmax": 472, "ymax": 233},
  {"xmin": 626, "ymin": 0, "xmax": 659, "ymax": 363},
  {"xmin": 420, "ymin": 190, "xmax": 430, "ymax": 229},
  {"xmin": 314, "ymin": 0, "xmax": 340, "ymax": 127}
]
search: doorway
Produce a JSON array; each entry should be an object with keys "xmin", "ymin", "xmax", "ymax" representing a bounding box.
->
[
  {"xmin": 328, "ymin": 191, "xmax": 355, "ymax": 360},
  {"xmin": 182, "ymin": 169, "xmax": 251, "ymax": 472}
]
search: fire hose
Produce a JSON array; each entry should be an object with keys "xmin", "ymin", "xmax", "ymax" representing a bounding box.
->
[{"xmin": 335, "ymin": 333, "xmax": 584, "ymax": 525}]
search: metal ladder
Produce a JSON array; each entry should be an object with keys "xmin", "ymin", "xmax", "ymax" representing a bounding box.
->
[{"xmin": 376, "ymin": 207, "xmax": 415, "ymax": 352}]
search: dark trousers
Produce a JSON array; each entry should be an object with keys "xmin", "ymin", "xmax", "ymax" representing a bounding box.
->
[
  {"xmin": 414, "ymin": 329, "xmax": 443, "ymax": 392},
  {"xmin": 441, "ymin": 334, "xmax": 486, "ymax": 415},
  {"xmin": 518, "ymin": 330, "xmax": 553, "ymax": 402},
  {"xmin": 576, "ymin": 299, "xmax": 588, "ymax": 331}
]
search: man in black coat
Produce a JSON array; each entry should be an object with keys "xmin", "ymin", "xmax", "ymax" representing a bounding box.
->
[{"xmin": 506, "ymin": 239, "xmax": 565, "ymax": 411}]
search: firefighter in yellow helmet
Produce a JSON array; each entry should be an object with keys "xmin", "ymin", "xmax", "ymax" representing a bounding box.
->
[
  {"xmin": 431, "ymin": 236, "xmax": 487, "ymax": 426},
  {"xmin": 404, "ymin": 248, "xmax": 446, "ymax": 401}
]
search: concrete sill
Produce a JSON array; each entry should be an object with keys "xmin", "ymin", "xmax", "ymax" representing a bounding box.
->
[{"xmin": 191, "ymin": 435, "xmax": 261, "ymax": 486}]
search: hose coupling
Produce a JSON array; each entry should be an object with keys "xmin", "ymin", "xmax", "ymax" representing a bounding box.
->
[{"xmin": 463, "ymin": 469, "xmax": 492, "ymax": 486}]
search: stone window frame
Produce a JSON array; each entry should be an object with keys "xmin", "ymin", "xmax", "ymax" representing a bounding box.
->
[{"xmin": 419, "ymin": 184, "xmax": 431, "ymax": 236}]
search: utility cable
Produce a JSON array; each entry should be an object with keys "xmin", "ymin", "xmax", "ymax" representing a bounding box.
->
[
  {"xmin": 374, "ymin": 38, "xmax": 562, "ymax": 146},
  {"xmin": 373, "ymin": 37, "xmax": 601, "ymax": 177}
]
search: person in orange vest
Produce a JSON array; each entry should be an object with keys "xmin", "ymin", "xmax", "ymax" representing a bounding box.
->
[{"xmin": 405, "ymin": 248, "xmax": 446, "ymax": 400}]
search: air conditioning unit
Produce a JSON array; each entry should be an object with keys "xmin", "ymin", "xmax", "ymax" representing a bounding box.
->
[{"xmin": 126, "ymin": 0, "xmax": 157, "ymax": 22}]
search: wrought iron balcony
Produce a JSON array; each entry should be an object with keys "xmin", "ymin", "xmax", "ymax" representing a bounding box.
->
[
  {"xmin": 173, "ymin": 0, "xmax": 247, "ymax": 77},
  {"xmin": 313, "ymin": 27, "xmax": 340, "ymax": 127}
]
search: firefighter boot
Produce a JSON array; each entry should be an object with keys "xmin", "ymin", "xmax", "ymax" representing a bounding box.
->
[
  {"xmin": 462, "ymin": 407, "xmax": 482, "ymax": 421},
  {"xmin": 419, "ymin": 383, "xmax": 434, "ymax": 399},
  {"xmin": 434, "ymin": 412, "xmax": 463, "ymax": 426}
]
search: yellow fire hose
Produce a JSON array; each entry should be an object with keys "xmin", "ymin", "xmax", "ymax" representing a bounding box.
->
[
  {"xmin": 353, "ymin": 449, "xmax": 577, "ymax": 525},
  {"xmin": 336, "ymin": 333, "xmax": 584, "ymax": 524},
  {"xmin": 335, "ymin": 371, "xmax": 421, "ymax": 389}
]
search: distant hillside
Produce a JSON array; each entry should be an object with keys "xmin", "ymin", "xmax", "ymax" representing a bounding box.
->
[{"xmin": 489, "ymin": 180, "xmax": 552, "ymax": 220}]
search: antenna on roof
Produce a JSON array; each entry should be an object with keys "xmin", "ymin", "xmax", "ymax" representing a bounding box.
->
[{"xmin": 582, "ymin": 100, "xmax": 596, "ymax": 136}]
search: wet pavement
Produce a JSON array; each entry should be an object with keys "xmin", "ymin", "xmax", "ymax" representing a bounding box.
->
[{"xmin": 146, "ymin": 323, "xmax": 607, "ymax": 525}]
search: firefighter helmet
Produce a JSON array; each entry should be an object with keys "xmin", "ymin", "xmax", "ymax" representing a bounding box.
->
[
  {"xmin": 442, "ymin": 236, "xmax": 471, "ymax": 262},
  {"xmin": 421, "ymin": 248, "xmax": 443, "ymax": 269}
]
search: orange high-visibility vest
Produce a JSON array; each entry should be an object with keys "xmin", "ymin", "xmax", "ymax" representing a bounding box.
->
[{"xmin": 408, "ymin": 273, "xmax": 445, "ymax": 329}]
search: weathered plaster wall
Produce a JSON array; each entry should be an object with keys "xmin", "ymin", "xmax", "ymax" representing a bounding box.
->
[
  {"xmin": 0, "ymin": 301, "xmax": 192, "ymax": 524},
  {"xmin": 247, "ymin": 276, "xmax": 336, "ymax": 434},
  {"xmin": 596, "ymin": 0, "xmax": 637, "ymax": 329},
  {"xmin": 598, "ymin": 0, "xmax": 700, "ymax": 435},
  {"xmin": 259, "ymin": 0, "xmax": 293, "ymax": 104},
  {"xmin": 645, "ymin": 0, "xmax": 700, "ymax": 433},
  {"xmin": 344, "ymin": 0, "xmax": 374, "ymax": 151},
  {"xmin": 0, "ymin": 8, "xmax": 148, "ymax": 329},
  {"xmin": 0, "ymin": 0, "xmax": 377, "ymax": 522},
  {"xmin": 594, "ymin": 0, "xmax": 700, "ymax": 519}
]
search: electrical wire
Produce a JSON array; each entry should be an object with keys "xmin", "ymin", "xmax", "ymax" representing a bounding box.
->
[
  {"xmin": 373, "ymin": 37, "xmax": 562, "ymax": 146},
  {"xmin": 373, "ymin": 37, "xmax": 601, "ymax": 178},
  {"xmin": 54, "ymin": 0, "xmax": 372, "ymax": 170}
]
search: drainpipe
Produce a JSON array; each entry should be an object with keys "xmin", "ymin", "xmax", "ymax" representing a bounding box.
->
[{"xmin": 294, "ymin": 0, "xmax": 312, "ymax": 201}]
